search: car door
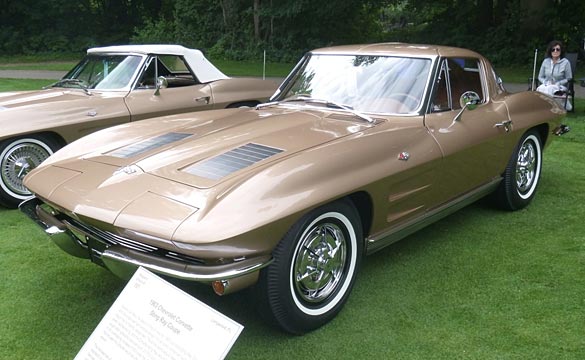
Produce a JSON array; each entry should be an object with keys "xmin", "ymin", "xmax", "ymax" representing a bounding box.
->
[
  {"xmin": 124, "ymin": 55, "xmax": 215, "ymax": 121},
  {"xmin": 424, "ymin": 57, "xmax": 513, "ymax": 205}
]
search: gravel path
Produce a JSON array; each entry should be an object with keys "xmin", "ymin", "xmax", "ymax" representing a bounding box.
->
[{"xmin": 0, "ymin": 70, "xmax": 66, "ymax": 80}]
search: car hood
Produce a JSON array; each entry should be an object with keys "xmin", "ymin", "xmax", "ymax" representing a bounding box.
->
[
  {"xmin": 0, "ymin": 88, "xmax": 101, "ymax": 108},
  {"xmin": 25, "ymin": 106, "xmax": 377, "ymax": 241},
  {"xmin": 0, "ymin": 88, "xmax": 128, "ymax": 139}
]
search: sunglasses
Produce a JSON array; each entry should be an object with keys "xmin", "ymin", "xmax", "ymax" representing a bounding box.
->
[{"xmin": 552, "ymin": 47, "xmax": 561, "ymax": 52}]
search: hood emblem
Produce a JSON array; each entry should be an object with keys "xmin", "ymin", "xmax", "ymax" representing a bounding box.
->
[
  {"xmin": 398, "ymin": 151, "xmax": 410, "ymax": 161},
  {"xmin": 113, "ymin": 165, "xmax": 142, "ymax": 176}
]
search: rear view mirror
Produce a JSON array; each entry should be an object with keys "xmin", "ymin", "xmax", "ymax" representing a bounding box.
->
[
  {"xmin": 454, "ymin": 91, "xmax": 481, "ymax": 122},
  {"xmin": 459, "ymin": 91, "xmax": 481, "ymax": 110},
  {"xmin": 154, "ymin": 76, "xmax": 168, "ymax": 96}
]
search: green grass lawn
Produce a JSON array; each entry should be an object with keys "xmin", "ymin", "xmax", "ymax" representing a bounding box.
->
[
  {"xmin": 0, "ymin": 79, "xmax": 54, "ymax": 92},
  {"xmin": 0, "ymin": 81, "xmax": 584, "ymax": 359}
]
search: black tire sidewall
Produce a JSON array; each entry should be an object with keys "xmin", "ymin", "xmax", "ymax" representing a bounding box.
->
[
  {"xmin": 259, "ymin": 199, "xmax": 363, "ymax": 334},
  {"xmin": 498, "ymin": 130, "xmax": 542, "ymax": 210}
]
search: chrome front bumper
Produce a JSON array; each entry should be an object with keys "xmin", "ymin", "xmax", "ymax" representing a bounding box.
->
[{"xmin": 19, "ymin": 197, "xmax": 272, "ymax": 286}]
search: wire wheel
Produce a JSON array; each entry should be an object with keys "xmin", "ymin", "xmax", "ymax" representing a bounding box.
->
[{"xmin": 0, "ymin": 137, "xmax": 54, "ymax": 201}]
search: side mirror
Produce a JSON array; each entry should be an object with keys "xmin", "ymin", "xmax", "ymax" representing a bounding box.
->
[
  {"xmin": 459, "ymin": 91, "xmax": 481, "ymax": 109},
  {"xmin": 154, "ymin": 76, "xmax": 168, "ymax": 96},
  {"xmin": 454, "ymin": 91, "xmax": 481, "ymax": 122}
]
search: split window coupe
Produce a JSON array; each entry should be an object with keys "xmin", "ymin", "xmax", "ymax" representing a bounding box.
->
[
  {"xmin": 21, "ymin": 43, "xmax": 567, "ymax": 334},
  {"xmin": 0, "ymin": 44, "xmax": 278, "ymax": 207}
]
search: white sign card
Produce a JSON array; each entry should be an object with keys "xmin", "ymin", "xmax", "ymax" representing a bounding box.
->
[{"xmin": 75, "ymin": 267, "xmax": 244, "ymax": 360}]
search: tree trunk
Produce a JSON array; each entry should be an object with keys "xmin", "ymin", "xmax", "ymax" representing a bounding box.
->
[
  {"xmin": 477, "ymin": 0, "xmax": 494, "ymax": 29},
  {"xmin": 219, "ymin": 0, "xmax": 228, "ymax": 28},
  {"xmin": 254, "ymin": 0, "xmax": 261, "ymax": 41},
  {"xmin": 494, "ymin": 0, "xmax": 507, "ymax": 25},
  {"xmin": 520, "ymin": 0, "xmax": 548, "ymax": 31}
]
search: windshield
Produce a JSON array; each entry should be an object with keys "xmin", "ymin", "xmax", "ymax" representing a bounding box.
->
[
  {"xmin": 57, "ymin": 54, "xmax": 143, "ymax": 90},
  {"xmin": 276, "ymin": 54, "xmax": 432, "ymax": 114}
]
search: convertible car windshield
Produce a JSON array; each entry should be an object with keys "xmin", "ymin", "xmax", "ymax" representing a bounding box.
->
[
  {"xmin": 279, "ymin": 54, "xmax": 432, "ymax": 114},
  {"xmin": 56, "ymin": 54, "xmax": 143, "ymax": 90}
]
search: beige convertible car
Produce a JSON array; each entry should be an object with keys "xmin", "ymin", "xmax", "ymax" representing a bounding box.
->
[
  {"xmin": 0, "ymin": 44, "xmax": 278, "ymax": 207},
  {"xmin": 21, "ymin": 43, "xmax": 568, "ymax": 334}
]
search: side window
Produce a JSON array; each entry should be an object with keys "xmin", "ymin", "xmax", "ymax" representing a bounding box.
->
[
  {"xmin": 136, "ymin": 55, "xmax": 198, "ymax": 89},
  {"xmin": 431, "ymin": 61, "xmax": 450, "ymax": 112},
  {"xmin": 447, "ymin": 58, "xmax": 483, "ymax": 109},
  {"xmin": 430, "ymin": 57, "xmax": 484, "ymax": 112}
]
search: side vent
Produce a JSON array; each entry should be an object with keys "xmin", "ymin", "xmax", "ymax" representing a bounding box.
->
[
  {"xmin": 183, "ymin": 143, "xmax": 283, "ymax": 180},
  {"xmin": 108, "ymin": 133, "xmax": 191, "ymax": 158}
]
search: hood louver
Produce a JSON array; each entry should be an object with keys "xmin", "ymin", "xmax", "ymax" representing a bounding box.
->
[
  {"xmin": 108, "ymin": 132, "xmax": 192, "ymax": 158},
  {"xmin": 182, "ymin": 143, "xmax": 283, "ymax": 180}
]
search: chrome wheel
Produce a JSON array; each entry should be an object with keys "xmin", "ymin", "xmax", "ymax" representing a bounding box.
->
[
  {"xmin": 259, "ymin": 199, "xmax": 362, "ymax": 334},
  {"xmin": 494, "ymin": 130, "xmax": 542, "ymax": 210},
  {"xmin": 0, "ymin": 137, "xmax": 55, "ymax": 205},
  {"xmin": 293, "ymin": 222, "xmax": 348, "ymax": 303},
  {"xmin": 515, "ymin": 134, "xmax": 541, "ymax": 199}
]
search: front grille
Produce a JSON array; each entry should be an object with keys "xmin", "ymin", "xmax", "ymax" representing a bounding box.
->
[{"xmin": 64, "ymin": 217, "xmax": 205, "ymax": 266}]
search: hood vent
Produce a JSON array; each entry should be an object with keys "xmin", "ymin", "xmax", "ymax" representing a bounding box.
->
[
  {"xmin": 108, "ymin": 132, "xmax": 191, "ymax": 158},
  {"xmin": 183, "ymin": 143, "xmax": 283, "ymax": 180}
]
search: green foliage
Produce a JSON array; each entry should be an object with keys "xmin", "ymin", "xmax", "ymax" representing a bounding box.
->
[
  {"xmin": 1, "ymin": 0, "xmax": 584, "ymax": 65},
  {"xmin": 142, "ymin": 0, "xmax": 385, "ymax": 62},
  {"xmin": 381, "ymin": 0, "xmax": 585, "ymax": 66},
  {"xmin": 131, "ymin": 18, "xmax": 177, "ymax": 44}
]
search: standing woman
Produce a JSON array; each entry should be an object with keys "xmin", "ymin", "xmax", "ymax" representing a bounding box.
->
[{"xmin": 536, "ymin": 40, "xmax": 573, "ymax": 110}]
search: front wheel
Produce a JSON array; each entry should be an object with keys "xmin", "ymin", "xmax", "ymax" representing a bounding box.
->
[
  {"xmin": 494, "ymin": 129, "xmax": 542, "ymax": 210},
  {"xmin": 258, "ymin": 199, "xmax": 363, "ymax": 334},
  {"xmin": 0, "ymin": 135, "xmax": 61, "ymax": 208}
]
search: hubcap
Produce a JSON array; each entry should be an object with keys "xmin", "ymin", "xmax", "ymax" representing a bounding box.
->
[
  {"xmin": 1, "ymin": 142, "xmax": 51, "ymax": 196},
  {"xmin": 516, "ymin": 139, "xmax": 536, "ymax": 194},
  {"xmin": 293, "ymin": 223, "xmax": 347, "ymax": 303}
]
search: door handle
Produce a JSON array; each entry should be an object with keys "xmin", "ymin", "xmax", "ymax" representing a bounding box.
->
[
  {"xmin": 494, "ymin": 120, "xmax": 513, "ymax": 132},
  {"xmin": 195, "ymin": 96, "xmax": 210, "ymax": 104}
]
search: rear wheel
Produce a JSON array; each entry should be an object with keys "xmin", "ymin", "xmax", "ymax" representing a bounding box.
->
[
  {"xmin": 0, "ymin": 135, "xmax": 61, "ymax": 208},
  {"xmin": 495, "ymin": 129, "xmax": 542, "ymax": 210},
  {"xmin": 258, "ymin": 199, "xmax": 363, "ymax": 334}
]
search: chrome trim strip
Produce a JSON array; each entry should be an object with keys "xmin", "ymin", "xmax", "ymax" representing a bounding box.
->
[
  {"xmin": 101, "ymin": 247, "xmax": 273, "ymax": 282},
  {"xmin": 20, "ymin": 197, "xmax": 90, "ymax": 258},
  {"xmin": 19, "ymin": 196, "xmax": 273, "ymax": 282},
  {"xmin": 365, "ymin": 178, "xmax": 501, "ymax": 255}
]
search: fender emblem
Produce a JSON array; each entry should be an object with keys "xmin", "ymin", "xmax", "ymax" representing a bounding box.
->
[
  {"xmin": 398, "ymin": 151, "xmax": 410, "ymax": 161},
  {"xmin": 113, "ymin": 165, "xmax": 141, "ymax": 175}
]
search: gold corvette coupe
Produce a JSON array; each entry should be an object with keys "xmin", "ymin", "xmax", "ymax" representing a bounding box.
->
[
  {"xmin": 21, "ymin": 43, "xmax": 567, "ymax": 334},
  {"xmin": 0, "ymin": 44, "xmax": 278, "ymax": 207}
]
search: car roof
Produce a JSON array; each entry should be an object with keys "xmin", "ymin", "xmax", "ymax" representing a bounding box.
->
[
  {"xmin": 311, "ymin": 43, "xmax": 483, "ymax": 59},
  {"xmin": 87, "ymin": 44, "xmax": 228, "ymax": 83}
]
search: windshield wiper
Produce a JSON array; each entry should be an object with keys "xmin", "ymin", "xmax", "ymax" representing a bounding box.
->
[
  {"xmin": 47, "ymin": 78, "xmax": 92, "ymax": 95},
  {"xmin": 257, "ymin": 95, "xmax": 374, "ymax": 123}
]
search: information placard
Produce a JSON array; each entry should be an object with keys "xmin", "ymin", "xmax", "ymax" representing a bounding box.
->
[{"xmin": 75, "ymin": 267, "xmax": 243, "ymax": 360}]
